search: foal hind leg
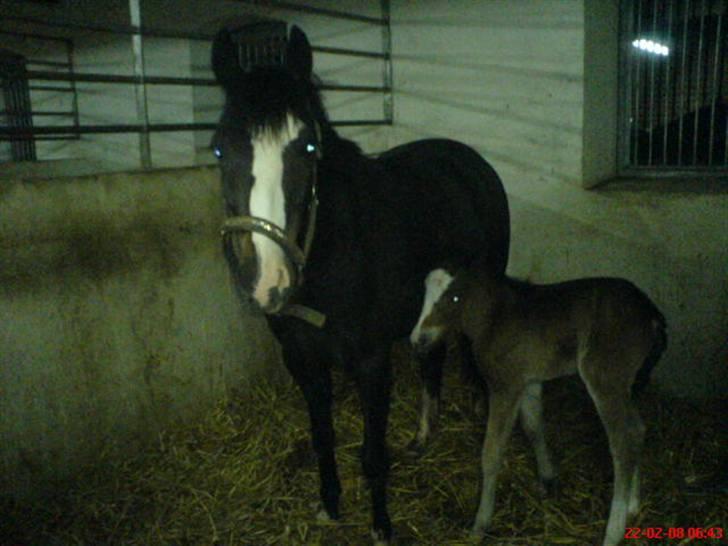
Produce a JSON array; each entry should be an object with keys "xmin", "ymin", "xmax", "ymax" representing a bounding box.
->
[
  {"xmin": 471, "ymin": 384, "xmax": 524, "ymax": 538},
  {"xmin": 582, "ymin": 373, "xmax": 645, "ymax": 546},
  {"xmin": 519, "ymin": 382, "xmax": 558, "ymax": 492},
  {"xmin": 409, "ymin": 342, "xmax": 446, "ymax": 454},
  {"xmin": 628, "ymin": 466, "xmax": 641, "ymax": 516}
]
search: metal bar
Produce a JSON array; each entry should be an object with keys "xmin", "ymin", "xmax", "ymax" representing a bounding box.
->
[
  {"xmin": 381, "ymin": 0, "xmax": 394, "ymax": 124},
  {"xmin": 26, "ymin": 60, "xmax": 71, "ymax": 68},
  {"xmin": 25, "ymin": 70, "xmax": 390, "ymax": 92},
  {"xmin": 0, "ymin": 119, "xmax": 391, "ymax": 138},
  {"xmin": 27, "ymin": 69, "xmax": 218, "ymax": 86},
  {"xmin": 331, "ymin": 119, "xmax": 391, "ymax": 127},
  {"xmin": 677, "ymin": 0, "xmax": 690, "ymax": 165},
  {"xmin": 692, "ymin": 0, "xmax": 707, "ymax": 164},
  {"xmin": 3, "ymin": 110, "xmax": 74, "ymax": 116},
  {"xmin": 0, "ymin": 29, "xmax": 69, "ymax": 43},
  {"xmin": 632, "ymin": 0, "xmax": 643, "ymax": 165},
  {"xmin": 129, "ymin": 0, "xmax": 151, "ymax": 168},
  {"xmin": 311, "ymin": 46, "xmax": 386, "ymax": 59},
  {"xmin": 234, "ymin": 0, "xmax": 386, "ymax": 25},
  {"xmin": 29, "ymin": 136, "xmax": 82, "ymax": 141},
  {"xmin": 647, "ymin": 0, "xmax": 659, "ymax": 165},
  {"xmin": 662, "ymin": 0, "xmax": 674, "ymax": 164},
  {"xmin": 1, "ymin": 15, "xmax": 212, "ymax": 42},
  {"xmin": 318, "ymin": 83, "xmax": 390, "ymax": 92},
  {"xmin": 617, "ymin": 0, "xmax": 633, "ymax": 171},
  {"xmin": 29, "ymin": 85, "xmax": 74, "ymax": 92},
  {"xmin": 67, "ymin": 38, "xmax": 81, "ymax": 134},
  {"xmin": 707, "ymin": 0, "xmax": 722, "ymax": 164}
]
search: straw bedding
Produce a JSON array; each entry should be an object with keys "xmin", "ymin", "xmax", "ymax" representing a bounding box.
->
[{"xmin": 3, "ymin": 342, "xmax": 726, "ymax": 545}]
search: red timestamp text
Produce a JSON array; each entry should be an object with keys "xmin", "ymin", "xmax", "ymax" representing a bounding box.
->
[{"xmin": 624, "ymin": 526, "xmax": 725, "ymax": 540}]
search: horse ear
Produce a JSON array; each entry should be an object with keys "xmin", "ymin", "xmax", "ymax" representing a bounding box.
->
[
  {"xmin": 286, "ymin": 25, "xmax": 312, "ymax": 81},
  {"xmin": 211, "ymin": 27, "xmax": 244, "ymax": 90}
]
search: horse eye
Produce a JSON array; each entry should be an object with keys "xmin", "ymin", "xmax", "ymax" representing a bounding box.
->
[
  {"xmin": 213, "ymin": 147, "xmax": 222, "ymax": 159},
  {"xmin": 452, "ymin": 295, "xmax": 460, "ymax": 303},
  {"xmin": 305, "ymin": 143, "xmax": 317, "ymax": 154}
]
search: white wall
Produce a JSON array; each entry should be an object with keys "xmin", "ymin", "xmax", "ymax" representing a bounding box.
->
[{"xmin": 387, "ymin": 0, "xmax": 728, "ymax": 399}]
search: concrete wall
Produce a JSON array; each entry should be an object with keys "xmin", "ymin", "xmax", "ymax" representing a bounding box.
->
[
  {"xmin": 387, "ymin": 0, "xmax": 728, "ymax": 398},
  {"xmin": 0, "ymin": 167, "xmax": 281, "ymax": 499}
]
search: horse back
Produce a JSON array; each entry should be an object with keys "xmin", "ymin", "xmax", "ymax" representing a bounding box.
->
[{"xmin": 376, "ymin": 139, "xmax": 510, "ymax": 275}]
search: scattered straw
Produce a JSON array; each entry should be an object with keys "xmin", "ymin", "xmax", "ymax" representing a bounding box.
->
[{"xmin": 2, "ymin": 343, "xmax": 726, "ymax": 545}]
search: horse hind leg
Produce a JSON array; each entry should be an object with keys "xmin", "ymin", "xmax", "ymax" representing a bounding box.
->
[
  {"xmin": 409, "ymin": 342, "xmax": 446, "ymax": 455},
  {"xmin": 581, "ymin": 365, "xmax": 645, "ymax": 546},
  {"xmin": 519, "ymin": 382, "xmax": 558, "ymax": 492}
]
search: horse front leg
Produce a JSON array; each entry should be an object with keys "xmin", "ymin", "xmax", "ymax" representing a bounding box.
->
[
  {"xmin": 355, "ymin": 350, "xmax": 393, "ymax": 545},
  {"xmin": 281, "ymin": 344, "xmax": 341, "ymax": 521}
]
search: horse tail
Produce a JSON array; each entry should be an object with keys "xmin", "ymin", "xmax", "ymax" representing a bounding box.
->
[{"xmin": 632, "ymin": 302, "xmax": 667, "ymax": 396}]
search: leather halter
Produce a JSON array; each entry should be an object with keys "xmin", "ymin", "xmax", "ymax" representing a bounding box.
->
[{"xmin": 220, "ymin": 125, "xmax": 326, "ymax": 328}]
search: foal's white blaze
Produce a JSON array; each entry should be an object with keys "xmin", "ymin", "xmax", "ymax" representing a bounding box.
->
[
  {"xmin": 410, "ymin": 268, "xmax": 455, "ymax": 345},
  {"xmin": 249, "ymin": 114, "xmax": 304, "ymax": 310}
]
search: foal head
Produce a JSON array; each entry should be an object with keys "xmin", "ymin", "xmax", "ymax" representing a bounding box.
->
[
  {"xmin": 410, "ymin": 268, "xmax": 467, "ymax": 354},
  {"xmin": 212, "ymin": 25, "xmax": 324, "ymax": 313}
]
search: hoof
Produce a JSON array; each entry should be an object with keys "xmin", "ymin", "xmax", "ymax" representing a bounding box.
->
[
  {"xmin": 309, "ymin": 501, "xmax": 339, "ymax": 522},
  {"xmin": 405, "ymin": 437, "xmax": 427, "ymax": 457},
  {"xmin": 468, "ymin": 524, "xmax": 486, "ymax": 540},
  {"xmin": 539, "ymin": 476, "xmax": 560, "ymax": 497},
  {"xmin": 371, "ymin": 529, "xmax": 391, "ymax": 545}
]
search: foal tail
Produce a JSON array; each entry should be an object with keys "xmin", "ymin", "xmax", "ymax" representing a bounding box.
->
[{"xmin": 632, "ymin": 303, "xmax": 668, "ymax": 396}]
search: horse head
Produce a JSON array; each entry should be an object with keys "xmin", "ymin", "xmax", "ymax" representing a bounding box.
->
[{"xmin": 212, "ymin": 24, "xmax": 324, "ymax": 314}]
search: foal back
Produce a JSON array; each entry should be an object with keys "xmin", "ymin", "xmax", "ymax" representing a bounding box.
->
[{"xmin": 487, "ymin": 277, "xmax": 666, "ymax": 390}]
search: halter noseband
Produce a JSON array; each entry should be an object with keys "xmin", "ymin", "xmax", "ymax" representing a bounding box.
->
[{"xmin": 220, "ymin": 126, "xmax": 325, "ymax": 328}]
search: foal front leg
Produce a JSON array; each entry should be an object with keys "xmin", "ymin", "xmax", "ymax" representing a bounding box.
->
[
  {"xmin": 409, "ymin": 342, "xmax": 446, "ymax": 454},
  {"xmin": 471, "ymin": 385, "xmax": 523, "ymax": 538},
  {"xmin": 356, "ymin": 351, "xmax": 393, "ymax": 545},
  {"xmin": 519, "ymin": 382, "xmax": 558, "ymax": 492}
]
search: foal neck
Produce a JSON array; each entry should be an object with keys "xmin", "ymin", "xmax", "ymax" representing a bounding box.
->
[{"xmin": 459, "ymin": 269, "xmax": 509, "ymax": 342}]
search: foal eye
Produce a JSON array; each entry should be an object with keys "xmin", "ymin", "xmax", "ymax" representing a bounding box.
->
[
  {"xmin": 213, "ymin": 147, "xmax": 222, "ymax": 159},
  {"xmin": 305, "ymin": 143, "xmax": 317, "ymax": 155},
  {"xmin": 451, "ymin": 295, "xmax": 460, "ymax": 303}
]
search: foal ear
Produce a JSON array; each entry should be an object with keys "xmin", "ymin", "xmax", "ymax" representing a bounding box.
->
[
  {"xmin": 286, "ymin": 26, "xmax": 313, "ymax": 81},
  {"xmin": 211, "ymin": 27, "xmax": 244, "ymax": 90}
]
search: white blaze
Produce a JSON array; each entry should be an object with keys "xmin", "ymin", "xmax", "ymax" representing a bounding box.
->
[
  {"xmin": 410, "ymin": 268, "xmax": 454, "ymax": 345},
  {"xmin": 249, "ymin": 114, "xmax": 304, "ymax": 309}
]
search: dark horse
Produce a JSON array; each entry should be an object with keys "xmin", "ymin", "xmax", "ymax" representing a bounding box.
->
[{"xmin": 211, "ymin": 25, "xmax": 510, "ymax": 544}]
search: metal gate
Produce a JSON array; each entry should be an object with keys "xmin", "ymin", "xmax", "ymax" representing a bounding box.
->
[
  {"xmin": 619, "ymin": 0, "xmax": 727, "ymax": 174},
  {"xmin": 0, "ymin": 0, "xmax": 392, "ymax": 172},
  {"xmin": 1, "ymin": 50, "xmax": 36, "ymax": 161}
]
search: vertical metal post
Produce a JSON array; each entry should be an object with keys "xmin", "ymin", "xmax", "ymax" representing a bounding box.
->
[
  {"xmin": 66, "ymin": 38, "xmax": 80, "ymax": 137},
  {"xmin": 691, "ymin": 0, "xmax": 707, "ymax": 164},
  {"xmin": 380, "ymin": 0, "xmax": 393, "ymax": 125},
  {"xmin": 631, "ymin": 0, "xmax": 644, "ymax": 165},
  {"xmin": 647, "ymin": 0, "xmax": 659, "ymax": 165},
  {"xmin": 707, "ymin": 0, "xmax": 722, "ymax": 165},
  {"xmin": 662, "ymin": 0, "xmax": 674, "ymax": 164},
  {"xmin": 130, "ymin": 0, "xmax": 151, "ymax": 168},
  {"xmin": 677, "ymin": 0, "xmax": 691, "ymax": 165}
]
